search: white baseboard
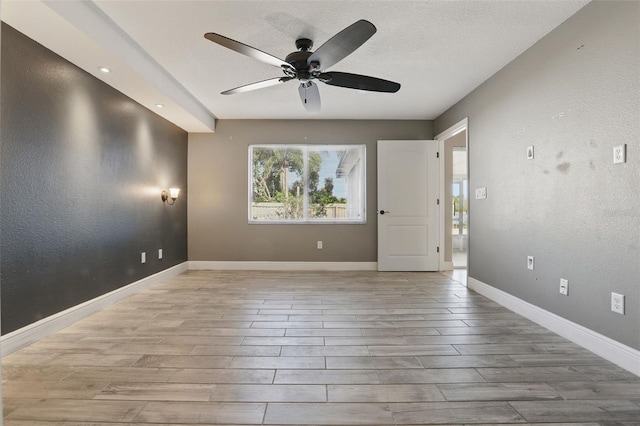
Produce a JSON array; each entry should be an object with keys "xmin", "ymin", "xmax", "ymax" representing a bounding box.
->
[
  {"xmin": 468, "ymin": 277, "xmax": 640, "ymax": 377},
  {"xmin": 1, "ymin": 262, "xmax": 189, "ymax": 356},
  {"xmin": 189, "ymin": 261, "xmax": 378, "ymax": 271}
]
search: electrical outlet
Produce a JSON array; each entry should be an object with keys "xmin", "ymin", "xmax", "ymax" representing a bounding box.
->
[
  {"xmin": 527, "ymin": 256, "xmax": 535, "ymax": 271},
  {"xmin": 559, "ymin": 278, "xmax": 569, "ymax": 296},
  {"xmin": 317, "ymin": 241, "xmax": 323, "ymax": 250},
  {"xmin": 158, "ymin": 249, "xmax": 163, "ymax": 260},
  {"xmin": 611, "ymin": 292, "xmax": 625, "ymax": 315},
  {"xmin": 475, "ymin": 187, "xmax": 487, "ymax": 199},
  {"xmin": 527, "ymin": 146, "xmax": 534, "ymax": 160},
  {"xmin": 613, "ymin": 144, "xmax": 626, "ymax": 164},
  {"xmin": 141, "ymin": 252, "xmax": 146, "ymax": 264}
]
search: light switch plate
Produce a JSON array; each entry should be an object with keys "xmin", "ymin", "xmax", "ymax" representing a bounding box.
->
[
  {"xmin": 527, "ymin": 146, "xmax": 534, "ymax": 160},
  {"xmin": 613, "ymin": 144, "xmax": 626, "ymax": 164},
  {"xmin": 475, "ymin": 187, "xmax": 487, "ymax": 199},
  {"xmin": 559, "ymin": 278, "xmax": 569, "ymax": 296},
  {"xmin": 527, "ymin": 256, "xmax": 535, "ymax": 271}
]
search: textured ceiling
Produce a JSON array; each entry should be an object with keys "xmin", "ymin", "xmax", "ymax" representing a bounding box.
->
[{"xmin": 2, "ymin": 0, "xmax": 589, "ymax": 131}]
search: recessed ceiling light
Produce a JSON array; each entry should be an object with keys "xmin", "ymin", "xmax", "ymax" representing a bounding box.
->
[
  {"xmin": 98, "ymin": 66, "xmax": 111, "ymax": 73},
  {"xmin": 155, "ymin": 103, "xmax": 165, "ymax": 108}
]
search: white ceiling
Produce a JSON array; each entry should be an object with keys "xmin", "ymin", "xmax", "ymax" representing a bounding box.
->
[{"xmin": 2, "ymin": 0, "xmax": 589, "ymax": 132}]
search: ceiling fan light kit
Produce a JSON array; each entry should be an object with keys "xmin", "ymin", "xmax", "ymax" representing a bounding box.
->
[{"xmin": 204, "ymin": 19, "xmax": 401, "ymax": 113}]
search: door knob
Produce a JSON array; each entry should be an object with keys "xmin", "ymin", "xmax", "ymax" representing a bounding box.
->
[{"xmin": 379, "ymin": 210, "xmax": 390, "ymax": 215}]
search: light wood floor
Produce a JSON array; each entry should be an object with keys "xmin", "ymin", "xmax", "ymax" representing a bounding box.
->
[{"xmin": 3, "ymin": 270, "xmax": 640, "ymax": 425}]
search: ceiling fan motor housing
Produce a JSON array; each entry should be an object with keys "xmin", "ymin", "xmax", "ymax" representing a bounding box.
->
[
  {"xmin": 295, "ymin": 38, "xmax": 313, "ymax": 51},
  {"xmin": 284, "ymin": 39, "xmax": 322, "ymax": 82}
]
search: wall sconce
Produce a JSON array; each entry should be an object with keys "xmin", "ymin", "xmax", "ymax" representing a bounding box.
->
[{"xmin": 161, "ymin": 188, "xmax": 180, "ymax": 205}]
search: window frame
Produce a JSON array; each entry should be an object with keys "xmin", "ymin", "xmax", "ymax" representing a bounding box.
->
[{"xmin": 248, "ymin": 144, "xmax": 367, "ymax": 225}]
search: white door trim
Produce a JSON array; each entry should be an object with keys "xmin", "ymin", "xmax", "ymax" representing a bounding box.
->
[
  {"xmin": 435, "ymin": 117, "xmax": 468, "ymax": 141},
  {"xmin": 435, "ymin": 118, "xmax": 468, "ymax": 273}
]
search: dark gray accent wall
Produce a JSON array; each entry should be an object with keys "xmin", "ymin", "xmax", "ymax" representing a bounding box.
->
[
  {"xmin": 0, "ymin": 24, "xmax": 188, "ymax": 334},
  {"xmin": 188, "ymin": 120, "xmax": 433, "ymax": 262},
  {"xmin": 435, "ymin": 2, "xmax": 639, "ymax": 350}
]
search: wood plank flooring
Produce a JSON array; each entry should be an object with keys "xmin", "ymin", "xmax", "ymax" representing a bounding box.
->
[{"xmin": 3, "ymin": 270, "xmax": 640, "ymax": 425}]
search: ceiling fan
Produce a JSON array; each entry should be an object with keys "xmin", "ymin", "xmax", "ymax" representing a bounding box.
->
[{"xmin": 204, "ymin": 20, "xmax": 401, "ymax": 113}]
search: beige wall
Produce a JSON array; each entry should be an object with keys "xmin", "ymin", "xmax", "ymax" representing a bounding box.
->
[{"xmin": 188, "ymin": 120, "xmax": 433, "ymax": 262}]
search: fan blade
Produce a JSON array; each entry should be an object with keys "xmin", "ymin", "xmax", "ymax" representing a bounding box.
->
[
  {"xmin": 320, "ymin": 72, "xmax": 400, "ymax": 93},
  {"xmin": 308, "ymin": 20, "xmax": 376, "ymax": 70},
  {"xmin": 205, "ymin": 33, "xmax": 294, "ymax": 72},
  {"xmin": 298, "ymin": 82, "xmax": 321, "ymax": 113},
  {"xmin": 222, "ymin": 77, "xmax": 293, "ymax": 95}
]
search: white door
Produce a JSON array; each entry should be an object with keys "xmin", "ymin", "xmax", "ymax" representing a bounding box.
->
[{"xmin": 377, "ymin": 140, "xmax": 439, "ymax": 271}]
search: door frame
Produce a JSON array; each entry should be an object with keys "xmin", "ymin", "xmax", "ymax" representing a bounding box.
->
[{"xmin": 435, "ymin": 118, "xmax": 469, "ymax": 272}]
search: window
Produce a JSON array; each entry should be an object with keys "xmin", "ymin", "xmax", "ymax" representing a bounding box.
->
[{"xmin": 249, "ymin": 145, "xmax": 366, "ymax": 223}]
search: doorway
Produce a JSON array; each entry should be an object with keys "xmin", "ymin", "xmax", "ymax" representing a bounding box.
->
[
  {"xmin": 451, "ymin": 147, "xmax": 468, "ymax": 269},
  {"xmin": 436, "ymin": 118, "xmax": 468, "ymax": 285}
]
